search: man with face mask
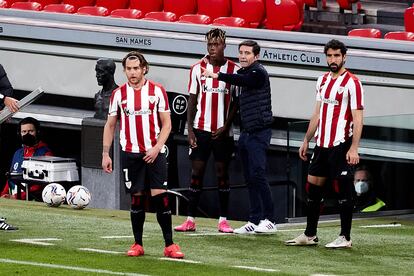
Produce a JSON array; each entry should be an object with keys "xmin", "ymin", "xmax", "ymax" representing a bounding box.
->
[
  {"xmin": 285, "ymin": 39, "xmax": 364, "ymax": 249},
  {"xmin": 1, "ymin": 117, "xmax": 52, "ymax": 200},
  {"xmin": 354, "ymin": 166, "xmax": 385, "ymax": 212}
]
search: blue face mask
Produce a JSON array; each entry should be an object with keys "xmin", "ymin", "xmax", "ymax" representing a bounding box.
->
[{"xmin": 355, "ymin": 181, "xmax": 369, "ymax": 195}]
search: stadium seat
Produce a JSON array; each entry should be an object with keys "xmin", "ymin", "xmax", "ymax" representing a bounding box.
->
[
  {"xmin": 62, "ymin": 0, "xmax": 95, "ymax": 12},
  {"xmin": 336, "ymin": 0, "xmax": 361, "ymax": 12},
  {"xmin": 129, "ymin": 0, "xmax": 163, "ymax": 15},
  {"xmin": 178, "ymin": 14, "xmax": 212, "ymax": 24},
  {"xmin": 144, "ymin": 11, "xmax": 177, "ymax": 22},
  {"xmin": 110, "ymin": 8, "xmax": 142, "ymax": 19},
  {"xmin": 95, "ymin": 0, "xmax": 128, "ymax": 12},
  {"xmin": 404, "ymin": 4, "xmax": 414, "ymax": 32},
  {"xmin": 212, "ymin": 16, "xmax": 247, "ymax": 27},
  {"xmin": 4, "ymin": 0, "xmax": 29, "ymax": 8},
  {"xmin": 10, "ymin": 1, "xmax": 42, "ymax": 10},
  {"xmin": 265, "ymin": 0, "xmax": 303, "ymax": 31},
  {"xmin": 29, "ymin": 0, "xmax": 59, "ymax": 9},
  {"xmin": 43, "ymin": 3, "xmax": 75, "ymax": 13},
  {"xmin": 348, "ymin": 28, "xmax": 382, "ymax": 38},
  {"xmin": 384, "ymin": 31, "xmax": 414, "ymax": 41},
  {"xmin": 77, "ymin": 6, "xmax": 109, "ymax": 16},
  {"xmin": 0, "ymin": 0, "xmax": 8, "ymax": 8},
  {"xmin": 231, "ymin": 0, "xmax": 265, "ymax": 28},
  {"xmin": 197, "ymin": 0, "xmax": 231, "ymax": 20},
  {"xmin": 164, "ymin": 0, "xmax": 196, "ymax": 18}
]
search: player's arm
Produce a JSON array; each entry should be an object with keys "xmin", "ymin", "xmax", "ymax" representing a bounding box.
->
[
  {"xmin": 299, "ymin": 101, "xmax": 320, "ymax": 161},
  {"xmin": 187, "ymin": 93, "xmax": 198, "ymax": 147},
  {"xmin": 346, "ymin": 109, "xmax": 363, "ymax": 165},
  {"xmin": 143, "ymin": 111, "xmax": 171, "ymax": 163},
  {"xmin": 102, "ymin": 115, "xmax": 117, "ymax": 173},
  {"xmin": 2, "ymin": 96, "xmax": 19, "ymax": 113},
  {"xmin": 212, "ymin": 90, "xmax": 239, "ymax": 139}
]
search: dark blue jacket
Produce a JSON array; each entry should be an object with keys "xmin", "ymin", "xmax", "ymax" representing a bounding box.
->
[{"xmin": 218, "ymin": 61, "xmax": 272, "ymax": 132}]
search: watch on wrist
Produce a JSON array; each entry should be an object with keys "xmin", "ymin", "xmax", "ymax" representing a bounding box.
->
[{"xmin": 0, "ymin": 94, "xmax": 5, "ymax": 104}]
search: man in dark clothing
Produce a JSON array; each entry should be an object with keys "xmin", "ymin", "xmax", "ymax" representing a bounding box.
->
[{"xmin": 202, "ymin": 40, "xmax": 276, "ymax": 234}]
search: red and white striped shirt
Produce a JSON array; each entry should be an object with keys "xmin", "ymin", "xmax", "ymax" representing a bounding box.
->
[
  {"xmin": 108, "ymin": 80, "xmax": 170, "ymax": 153},
  {"xmin": 188, "ymin": 58, "xmax": 239, "ymax": 132},
  {"xmin": 315, "ymin": 70, "xmax": 364, "ymax": 148}
]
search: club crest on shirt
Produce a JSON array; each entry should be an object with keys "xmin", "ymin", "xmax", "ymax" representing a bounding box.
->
[
  {"xmin": 149, "ymin": 96, "xmax": 156, "ymax": 104},
  {"xmin": 338, "ymin": 86, "xmax": 345, "ymax": 94}
]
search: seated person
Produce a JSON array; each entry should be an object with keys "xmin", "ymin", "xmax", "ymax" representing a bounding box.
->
[
  {"xmin": 1, "ymin": 117, "xmax": 52, "ymax": 200},
  {"xmin": 353, "ymin": 166, "xmax": 386, "ymax": 212}
]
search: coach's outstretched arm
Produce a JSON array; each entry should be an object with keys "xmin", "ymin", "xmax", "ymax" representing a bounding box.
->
[{"xmin": 102, "ymin": 115, "xmax": 117, "ymax": 173}]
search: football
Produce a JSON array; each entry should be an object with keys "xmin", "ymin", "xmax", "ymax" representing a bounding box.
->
[
  {"xmin": 66, "ymin": 185, "xmax": 91, "ymax": 209},
  {"xmin": 42, "ymin": 183, "xmax": 66, "ymax": 207}
]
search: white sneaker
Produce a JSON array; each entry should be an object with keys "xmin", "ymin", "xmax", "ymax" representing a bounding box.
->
[
  {"xmin": 233, "ymin": 222, "xmax": 258, "ymax": 234},
  {"xmin": 285, "ymin": 233, "xmax": 318, "ymax": 246},
  {"xmin": 325, "ymin": 236, "xmax": 352, "ymax": 249},
  {"xmin": 254, "ymin": 219, "xmax": 277, "ymax": 233}
]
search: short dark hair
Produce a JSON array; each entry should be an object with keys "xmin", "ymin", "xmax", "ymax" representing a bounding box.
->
[
  {"xmin": 324, "ymin": 39, "xmax": 347, "ymax": 55},
  {"xmin": 239, "ymin": 40, "xmax": 260, "ymax": 56},
  {"xmin": 355, "ymin": 165, "xmax": 372, "ymax": 182},
  {"xmin": 96, "ymin": 58, "xmax": 116, "ymax": 74},
  {"xmin": 122, "ymin": 51, "xmax": 149, "ymax": 75},
  {"xmin": 19, "ymin": 117, "xmax": 40, "ymax": 133},
  {"xmin": 206, "ymin": 28, "xmax": 226, "ymax": 43}
]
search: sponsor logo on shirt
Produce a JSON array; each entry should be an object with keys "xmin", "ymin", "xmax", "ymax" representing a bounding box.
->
[
  {"xmin": 202, "ymin": 84, "xmax": 229, "ymax": 94},
  {"xmin": 321, "ymin": 98, "xmax": 339, "ymax": 105},
  {"xmin": 123, "ymin": 107, "xmax": 152, "ymax": 116}
]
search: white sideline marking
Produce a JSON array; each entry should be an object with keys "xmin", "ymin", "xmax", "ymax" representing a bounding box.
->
[
  {"xmin": 360, "ymin": 223, "xmax": 402, "ymax": 228},
  {"xmin": 159, "ymin": 257, "xmax": 201, "ymax": 264},
  {"xmin": 0, "ymin": 258, "xmax": 149, "ymax": 276},
  {"xmin": 10, "ymin": 238, "xmax": 61, "ymax": 246},
  {"xmin": 78, "ymin": 248, "xmax": 124, "ymax": 254},
  {"xmin": 101, "ymin": 235, "xmax": 134, "ymax": 239},
  {"xmin": 187, "ymin": 232, "xmax": 233, "ymax": 236},
  {"xmin": 311, "ymin": 274, "xmax": 338, "ymax": 276},
  {"xmin": 232, "ymin": 265, "xmax": 280, "ymax": 272}
]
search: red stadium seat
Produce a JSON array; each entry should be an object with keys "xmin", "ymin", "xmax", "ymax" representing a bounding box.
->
[
  {"xmin": 0, "ymin": 0, "xmax": 8, "ymax": 8},
  {"xmin": 178, "ymin": 14, "xmax": 212, "ymax": 24},
  {"xmin": 384, "ymin": 31, "xmax": 414, "ymax": 41},
  {"xmin": 212, "ymin": 16, "xmax": 247, "ymax": 27},
  {"xmin": 265, "ymin": 0, "xmax": 303, "ymax": 31},
  {"xmin": 164, "ymin": 0, "xmax": 196, "ymax": 18},
  {"xmin": 231, "ymin": 0, "xmax": 265, "ymax": 28},
  {"xmin": 29, "ymin": 0, "xmax": 59, "ymax": 9},
  {"xmin": 336, "ymin": 0, "xmax": 361, "ymax": 12},
  {"xmin": 197, "ymin": 0, "xmax": 230, "ymax": 20},
  {"xmin": 4, "ymin": 0, "xmax": 29, "ymax": 8},
  {"xmin": 43, "ymin": 3, "xmax": 75, "ymax": 13},
  {"xmin": 144, "ymin": 11, "xmax": 177, "ymax": 22},
  {"xmin": 110, "ymin": 8, "xmax": 143, "ymax": 19},
  {"xmin": 95, "ymin": 0, "xmax": 128, "ymax": 12},
  {"xmin": 10, "ymin": 1, "xmax": 42, "ymax": 10},
  {"xmin": 405, "ymin": 4, "xmax": 414, "ymax": 32},
  {"xmin": 129, "ymin": 0, "xmax": 162, "ymax": 15},
  {"xmin": 77, "ymin": 5, "xmax": 109, "ymax": 16},
  {"xmin": 348, "ymin": 28, "xmax": 382, "ymax": 38},
  {"xmin": 62, "ymin": 0, "xmax": 95, "ymax": 12}
]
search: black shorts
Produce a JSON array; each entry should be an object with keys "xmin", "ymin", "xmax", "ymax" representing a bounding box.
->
[
  {"xmin": 308, "ymin": 139, "xmax": 353, "ymax": 179},
  {"xmin": 189, "ymin": 128, "xmax": 234, "ymax": 163},
  {"xmin": 120, "ymin": 151, "xmax": 168, "ymax": 194}
]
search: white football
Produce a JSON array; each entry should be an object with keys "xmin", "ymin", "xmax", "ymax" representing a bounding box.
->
[
  {"xmin": 66, "ymin": 185, "xmax": 91, "ymax": 209},
  {"xmin": 42, "ymin": 183, "xmax": 66, "ymax": 207}
]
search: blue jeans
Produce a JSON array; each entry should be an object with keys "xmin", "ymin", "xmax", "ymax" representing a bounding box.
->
[{"xmin": 238, "ymin": 128, "xmax": 274, "ymax": 225}]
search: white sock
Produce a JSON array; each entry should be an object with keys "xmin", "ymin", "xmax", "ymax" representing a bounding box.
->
[
  {"xmin": 219, "ymin": 217, "xmax": 227, "ymax": 223},
  {"xmin": 187, "ymin": 216, "xmax": 195, "ymax": 222}
]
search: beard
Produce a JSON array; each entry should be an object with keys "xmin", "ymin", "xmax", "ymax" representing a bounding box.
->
[{"xmin": 328, "ymin": 61, "xmax": 344, "ymax": 73}]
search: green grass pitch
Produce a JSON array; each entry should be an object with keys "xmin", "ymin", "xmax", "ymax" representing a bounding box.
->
[{"xmin": 1, "ymin": 198, "xmax": 414, "ymax": 275}]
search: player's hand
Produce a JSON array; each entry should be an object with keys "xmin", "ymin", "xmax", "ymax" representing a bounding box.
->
[
  {"xmin": 4, "ymin": 96, "xmax": 19, "ymax": 113},
  {"xmin": 346, "ymin": 147, "xmax": 359, "ymax": 165},
  {"xmin": 188, "ymin": 129, "xmax": 197, "ymax": 148},
  {"xmin": 144, "ymin": 146, "xmax": 160, "ymax": 164},
  {"xmin": 102, "ymin": 154, "xmax": 113, "ymax": 173},
  {"xmin": 212, "ymin": 126, "xmax": 227, "ymax": 139},
  {"xmin": 201, "ymin": 67, "xmax": 217, "ymax": 79},
  {"xmin": 299, "ymin": 141, "xmax": 309, "ymax": 161}
]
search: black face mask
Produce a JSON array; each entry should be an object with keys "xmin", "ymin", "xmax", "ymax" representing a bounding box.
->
[{"xmin": 22, "ymin": 133, "xmax": 37, "ymax": 147}]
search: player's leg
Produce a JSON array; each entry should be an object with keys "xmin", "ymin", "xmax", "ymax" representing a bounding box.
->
[
  {"xmin": 121, "ymin": 151, "xmax": 146, "ymax": 256},
  {"xmin": 175, "ymin": 129, "xmax": 210, "ymax": 232},
  {"xmin": 213, "ymin": 136, "xmax": 234, "ymax": 232},
  {"xmin": 149, "ymin": 153, "xmax": 184, "ymax": 258}
]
